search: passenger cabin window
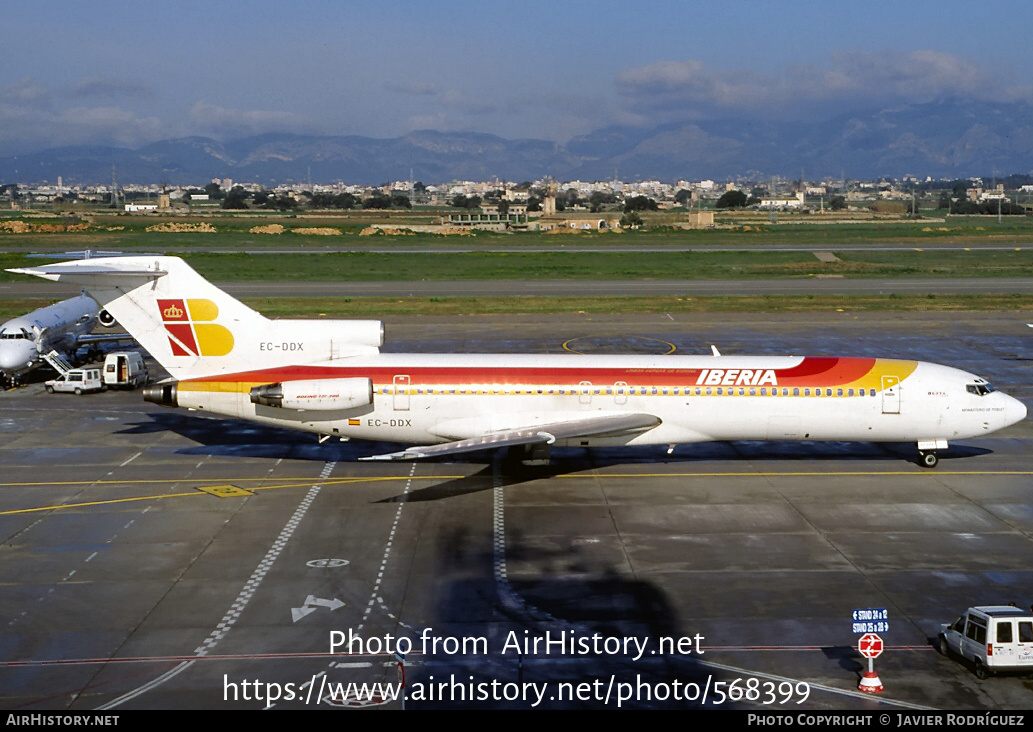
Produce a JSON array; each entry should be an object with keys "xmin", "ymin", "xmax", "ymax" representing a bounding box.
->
[
  {"xmin": 997, "ymin": 622, "xmax": 1013, "ymax": 643},
  {"xmin": 967, "ymin": 384, "xmax": 996, "ymax": 396}
]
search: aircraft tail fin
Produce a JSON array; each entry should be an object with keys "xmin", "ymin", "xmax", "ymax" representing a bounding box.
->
[{"xmin": 8, "ymin": 256, "xmax": 382, "ymax": 380}]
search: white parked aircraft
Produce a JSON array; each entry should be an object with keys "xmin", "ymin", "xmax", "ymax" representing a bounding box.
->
[
  {"xmin": 9, "ymin": 256, "xmax": 1027, "ymax": 467},
  {"xmin": 0, "ymin": 294, "xmax": 128, "ymax": 388}
]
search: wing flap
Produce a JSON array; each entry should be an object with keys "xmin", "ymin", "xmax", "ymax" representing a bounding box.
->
[{"xmin": 360, "ymin": 412, "xmax": 661, "ymax": 461}]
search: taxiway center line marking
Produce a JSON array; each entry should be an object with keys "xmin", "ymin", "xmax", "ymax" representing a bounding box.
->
[
  {"xmin": 2, "ymin": 469, "xmax": 1031, "ymax": 490},
  {"xmin": 554, "ymin": 471, "xmax": 1033, "ymax": 478},
  {"xmin": 96, "ymin": 461, "xmax": 337, "ymax": 710},
  {"xmin": 4, "ymin": 470, "xmax": 1031, "ymax": 517},
  {"xmin": 0, "ymin": 475, "xmax": 447, "ymax": 488},
  {"xmin": 0, "ymin": 492, "xmax": 208, "ymax": 515},
  {"xmin": 0, "ymin": 476, "xmax": 413, "ymax": 515}
]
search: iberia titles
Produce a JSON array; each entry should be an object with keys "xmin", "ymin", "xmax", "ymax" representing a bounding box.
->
[{"xmin": 696, "ymin": 369, "xmax": 778, "ymax": 387}]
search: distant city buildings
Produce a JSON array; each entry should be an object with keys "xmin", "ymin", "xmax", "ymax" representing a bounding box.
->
[{"xmin": 3, "ymin": 172, "xmax": 1031, "ymax": 215}]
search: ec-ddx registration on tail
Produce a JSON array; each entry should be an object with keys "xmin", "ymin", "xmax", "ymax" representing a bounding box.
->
[{"xmin": 9, "ymin": 256, "xmax": 1026, "ymax": 466}]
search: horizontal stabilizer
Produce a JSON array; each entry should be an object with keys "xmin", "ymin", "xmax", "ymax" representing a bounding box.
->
[
  {"xmin": 6, "ymin": 264, "xmax": 166, "ymax": 282},
  {"xmin": 361, "ymin": 412, "xmax": 661, "ymax": 461}
]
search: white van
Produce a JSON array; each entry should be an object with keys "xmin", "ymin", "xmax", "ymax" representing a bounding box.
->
[
  {"xmin": 45, "ymin": 368, "xmax": 104, "ymax": 395},
  {"xmin": 939, "ymin": 606, "xmax": 1033, "ymax": 678},
  {"xmin": 103, "ymin": 351, "xmax": 148, "ymax": 389}
]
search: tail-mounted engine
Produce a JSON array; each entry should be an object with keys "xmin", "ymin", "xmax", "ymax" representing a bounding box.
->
[
  {"xmin": 250, "ymin": 377, "xmax": 374, "ymax": 411},
  {"xmin": 98, "ymin": 309, "xmax": 117, "ymax": 328}
]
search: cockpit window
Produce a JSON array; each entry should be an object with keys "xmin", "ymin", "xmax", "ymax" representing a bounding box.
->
[
  {"xmin": 0, "ymin": 330, "xmax": 27, "ymax": 340},
  {"xmin": 966, "ymin": 383, "xmax": 996, "ymax": 396}
]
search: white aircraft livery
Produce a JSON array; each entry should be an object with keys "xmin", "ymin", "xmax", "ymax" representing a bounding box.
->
[
  {"xmin": 0, "ymin": 294, "xmax": 127, "ymax": 387},
  {"xmin": 9, "ymin": 256, "xmax": 1027, "ymax": 468}
]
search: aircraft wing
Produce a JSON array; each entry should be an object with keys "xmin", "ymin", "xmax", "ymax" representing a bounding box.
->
[{"xmin": 360, "ymin": 412, "xmax": 661, "ymax": 461}]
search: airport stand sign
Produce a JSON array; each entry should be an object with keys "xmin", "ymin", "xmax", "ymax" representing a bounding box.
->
[
  {"xmin": 852, "ymin": 607, "xmax": 889, "ymax": 634},
  {"xmin": 857, "ymin": 633, "xmax": 886, "ymax": 693},
  {"xmin": 858, "ymin": 633, "xmax": 884, "ymax": 659}
]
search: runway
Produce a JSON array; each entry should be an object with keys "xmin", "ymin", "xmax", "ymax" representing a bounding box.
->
[
  {"xmin": 1, "ymin": 313, "xmax": 1031, "ymax": 709},
  {"xmin": 2, "ymin": 276, "xmax": 1033, "ymax": 300}
]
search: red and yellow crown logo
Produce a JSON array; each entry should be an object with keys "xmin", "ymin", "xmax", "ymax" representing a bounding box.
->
[{"xmin": 156, "ymin": 299, "xmax": 234, "ymax": 357}]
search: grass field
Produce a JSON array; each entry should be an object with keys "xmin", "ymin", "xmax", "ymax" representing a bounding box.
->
[
  {"xmin": 3, "ymin": 294, "xmax": 1033, "ymax": 321},
  {"xmin": 2, "ymin": 211, "xmax": 1031, "ymax": 316},
  {"xmin": 3, "ymin": 248, "xmax": 1032, "ymax": 283}
]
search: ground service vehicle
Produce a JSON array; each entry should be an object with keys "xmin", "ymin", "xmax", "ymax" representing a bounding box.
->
[
  {"xmin": 104, "ymin": 351, "xmax": 148, "ymax": 388},
  {"xmin": 939, "ymin": 606, "xmax": 1033, "ymax": 678},
  {"xmin": 44, "ymin": 368, "xmax": 104, "ymax": 395}
]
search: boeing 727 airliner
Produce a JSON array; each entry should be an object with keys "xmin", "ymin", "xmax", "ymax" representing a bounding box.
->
[{"xmin": 9, "ymin": 256, "xmax": 1027, "ymax": 467}]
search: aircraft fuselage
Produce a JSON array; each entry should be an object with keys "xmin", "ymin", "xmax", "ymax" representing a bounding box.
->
[
  {"xmin": 152, "ymin": 353, "xmax": 1026, "ymax": 449},
  {"xmin": 0, "ymin": 295, "xmax": 98, "ymax": 382}
]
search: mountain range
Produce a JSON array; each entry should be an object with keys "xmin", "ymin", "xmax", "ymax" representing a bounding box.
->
[{"xmin": 3, "ymin": 98, "xmax": 1031, "ymax": 185}]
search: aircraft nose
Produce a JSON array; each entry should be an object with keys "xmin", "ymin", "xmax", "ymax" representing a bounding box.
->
[
  {"xmin": 1009, "ymin": 395, "xmax": 1028, "ymax": 425},
  {"xmin": 0, "ymin": 344, "xmax": 23, "ymax": 371},
  {"xmin": 0, "ymin": 343, "xmax": 33, "ymax": 374}
]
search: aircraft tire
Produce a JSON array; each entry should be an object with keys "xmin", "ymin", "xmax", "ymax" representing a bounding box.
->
[{"xmin": 920, "ymin": 451, "xmax": 939, "ymax": 469}]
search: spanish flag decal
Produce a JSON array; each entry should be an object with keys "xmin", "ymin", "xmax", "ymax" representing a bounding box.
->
[{"xmin": 157, "ymin": 299, "xmax": 234, "ymax": 357}]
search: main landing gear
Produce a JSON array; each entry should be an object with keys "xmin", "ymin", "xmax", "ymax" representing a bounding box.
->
[{"xmin": 505, "ymin": 442, "xmax": 552, "ymax": 467}]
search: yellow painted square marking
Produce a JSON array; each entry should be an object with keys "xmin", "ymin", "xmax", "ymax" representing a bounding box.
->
[{"xmin": 197, "ymin": 484, "xmax": 253, "ymax": 498}]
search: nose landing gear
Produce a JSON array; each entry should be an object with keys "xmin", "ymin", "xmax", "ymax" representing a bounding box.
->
[{"xmin": 916, "ymin": 439, "xmax": 947, "ymax": 469}]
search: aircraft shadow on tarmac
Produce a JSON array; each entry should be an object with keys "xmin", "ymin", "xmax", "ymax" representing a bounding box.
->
[
  {"xmin": 413, "ymin": 530, "xmax": 769, "ymax": 709},
  {"xmin": 120, "ymin": 411, "xmax": 993, "ymax": 483}
]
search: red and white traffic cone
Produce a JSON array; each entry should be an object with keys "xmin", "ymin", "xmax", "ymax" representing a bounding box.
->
[{"xmin": 858, "ymin": 669, "xmax": 884, "ymax": 693}]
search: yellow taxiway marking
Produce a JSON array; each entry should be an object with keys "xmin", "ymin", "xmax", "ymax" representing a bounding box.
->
[
  {"xmin": 562, "ymin": 335, "xmax": 677, "ymax": 355},
  {"xmin": 196, "ymin": 484, "xmax": 254, "ymax": 498},
  {"xmin": 2, "ymin": 470, "xmax": 1032, "ymax": 516},
  {"xmin": 557, "ymin": 471, "xmax": 1033, "ymax": 478},
  {"xmin": 4, "ymin": 469, "xmax": 1032, "ymax": 491},
  {"xmin": 0, "ymin": 476, "xmax": 427, "ymax": 488},
  {"xmin": 0, "ymin": 476, "xmax": 439, "ymax": 515}
]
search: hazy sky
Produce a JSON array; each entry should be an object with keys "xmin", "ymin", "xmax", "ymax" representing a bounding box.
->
[{"xmin": 2, "ymin": 0, "xmax": 1031, "ymax": 154}]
